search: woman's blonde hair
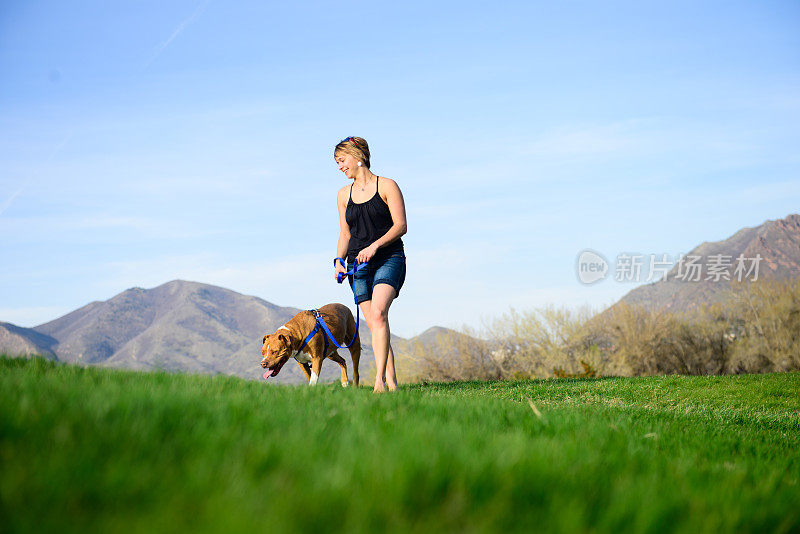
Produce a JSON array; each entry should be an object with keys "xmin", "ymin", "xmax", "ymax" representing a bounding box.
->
[{"xmin": 334, "ymin": 136, "xmax": 371, "ymax": 169}]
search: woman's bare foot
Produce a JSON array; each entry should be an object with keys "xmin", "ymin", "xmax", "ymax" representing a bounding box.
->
[
  {"xmin": 373, "ymin": 382, "xmax": 386, "ymax": 393},
  {"xmin": 387, "ymin": 381, "xmax": 398, "ymax": 392}
]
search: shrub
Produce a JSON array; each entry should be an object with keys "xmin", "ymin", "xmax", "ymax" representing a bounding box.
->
[
  {"xmin": 411, "ymin": 278, "xmax": 800, "ymax": 381},
  {"xmin": 725, "ymin": 278, "xmax": 800, "ymax": 372}
]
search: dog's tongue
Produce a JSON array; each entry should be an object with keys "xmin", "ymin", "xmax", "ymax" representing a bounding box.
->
[{"xmin": 263, "ymin": 367, "xmax": 281, "ymax": 380}]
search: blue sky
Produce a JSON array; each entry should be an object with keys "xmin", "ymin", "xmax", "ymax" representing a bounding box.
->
[{"xmin": 1, "ymin": 0, "xmax": 799, "ymax": 337}]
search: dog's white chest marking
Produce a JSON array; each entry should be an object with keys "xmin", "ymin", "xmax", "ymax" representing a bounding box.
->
[
  {"xmin": 293, "ymin": 349, "xmax": 312, "ymax": 364},
  {"xmin": 309, "ymin": 371, "xmax": 319, "ymax": 386}
]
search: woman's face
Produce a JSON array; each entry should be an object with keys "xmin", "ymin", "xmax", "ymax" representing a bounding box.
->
[{"xmin": 334, "ymin": 152, "xmax": 359, "ymax": 179}]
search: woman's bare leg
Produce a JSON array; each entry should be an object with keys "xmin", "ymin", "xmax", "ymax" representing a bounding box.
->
[
  {"xmin": 369, "ymin": 283, "xmax": 398, "ymax": 392},
  {"xmin": 357, "ymin": 300, "xmax": 381, "ymax": 389},
  {"xmin": 385, "ymin": 343, "xmax": 397, "ymax": 391}
]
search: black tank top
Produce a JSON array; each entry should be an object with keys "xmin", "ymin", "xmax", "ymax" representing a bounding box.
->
[{"xmin": 345, "ymin": 176, "xmax": 404, "ymax": 263}]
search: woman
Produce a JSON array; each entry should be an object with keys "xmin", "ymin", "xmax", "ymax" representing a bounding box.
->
[{"xmin": 333, "ymin": 136, "xmax": 407, "ymax": 393}]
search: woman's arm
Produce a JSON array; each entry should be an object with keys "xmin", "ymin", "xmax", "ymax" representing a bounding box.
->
[
  {"xmin": 335, "ymin": 187, "xmax": 350, "ymax": 270},
  {"xmin": 356, "ymin": 178, "xmax": 407, "ymax": 263}
]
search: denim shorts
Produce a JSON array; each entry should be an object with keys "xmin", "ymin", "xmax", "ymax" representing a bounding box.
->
[{"xmin": 348, "ymin": 249, "xmax": 406, "ymax": 304}]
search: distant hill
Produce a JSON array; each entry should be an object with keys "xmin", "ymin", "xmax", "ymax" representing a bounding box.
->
[
  {"xmin": 1, "ymin": 280, "xmax": 424, "ymax": 384},
  {"xmin": 396, "ymin": 326, "xmax": 476, "ymax": 351},
  {"xmin": 410, "ymin": 326, "xmax": 462, "ymax": 347},
  {"xmin": 0, "ymin": 322, "xmax": 57, "ymax": 360},
  {"xmin": 618, "ymin": 213, "xmax": 800, "ymax": 312},
  {"xmin": 31, "ymin": 281, "xmax": 308, "ymax": 382}
]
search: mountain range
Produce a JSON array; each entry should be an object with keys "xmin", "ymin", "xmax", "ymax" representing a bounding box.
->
[
  {"xmin": 2, "ymin": 213, "xmax": 798, "ymax": 381},
  {"xmin": 618, "ymin": 213, "xmax": 800, "ymax": 311}
]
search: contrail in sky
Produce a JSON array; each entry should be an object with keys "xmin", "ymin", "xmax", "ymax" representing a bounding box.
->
[
  {"xmin": 0, "ymin": 188, "xmax": 23, "ymax": 217},
  {"xmin": 49, "ymin": 130, "xmax": 73, "ymax": 158},
  {"xmin": 145, "ymin": 0, "xmax": 211, "ymax": 68},
  {"xmin": 0, "ymin": 130, "xmax": 73, "ymax": 218}
]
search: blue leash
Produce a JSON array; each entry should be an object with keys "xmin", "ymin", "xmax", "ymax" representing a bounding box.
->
[
  {"xmin": 335, "ymin": 257, "xmax": 367, "ymax": 284},
  {"xmin": 297, "ymin": 258, "xmax": 367, "ymax": 353}
]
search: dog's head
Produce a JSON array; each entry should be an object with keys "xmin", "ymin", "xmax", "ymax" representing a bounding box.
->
[{"xmin": 260, "ymin": 332, "xmax": 292, "ymax": 377}]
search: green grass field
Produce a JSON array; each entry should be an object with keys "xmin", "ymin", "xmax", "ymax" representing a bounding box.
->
[{"xmin": 1, "ymin": 356, "xmax": 798, "ymax": 533}]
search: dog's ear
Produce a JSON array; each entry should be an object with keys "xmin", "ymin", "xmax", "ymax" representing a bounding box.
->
[
  {"xmin": 278, "ymin": 333, "xmax": 288, "ymax": 345},
  {"xmin": 262, "ymin": 334, "xmax": 269, "ymax": 344}
]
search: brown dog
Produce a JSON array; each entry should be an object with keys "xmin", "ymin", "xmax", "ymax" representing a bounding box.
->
[{"xmin": 261, "ymin": 303, "xmax": 361, "ymax": 386}]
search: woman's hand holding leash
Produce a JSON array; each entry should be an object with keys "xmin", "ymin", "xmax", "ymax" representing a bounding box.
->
[
  {"xmin": 334, "ymin": 257, "xmax": 347, "ymax": 282},
  {"xmin": 327, "ymin": 256, "xmax": 367, "ymax": 349},
  {"xmin": 334, "ymin": 257, "xmax": 368, "ymax": 284}
]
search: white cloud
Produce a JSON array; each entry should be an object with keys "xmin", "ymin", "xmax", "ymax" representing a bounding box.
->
[
  {"xmin": 98, "ymin": 252, "xmax": 340, "ymax": 310},
  {"xmin": 119, "ymin": 174, "xmax": 270, "ymax": 197},
  {"xmin": 523, "ymin": 117, "xmax": 762, "ymax": 165},
  {"xmin": 734, "ymin": 180, "xmax": 800, "ymax": 203},
  {"xmin": 526, "ymin": 119, "xmax": 650, "ymax": 157},
  {"xmin": 0, "ymin": 215, "xmax": 223, "ymax": 241}
]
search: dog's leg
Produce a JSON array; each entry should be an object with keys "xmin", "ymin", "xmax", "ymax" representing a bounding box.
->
[
  {"xmin": 350, "ymin": 342, "xmax": 361, "ymax": 387},
  {"xmin": 309, "ymin": 358, "xmax": 322, "ymax": 386},
  {"xmin": 327, "ymin": 351, "xmax": 349, "ymax": 387},
  {"xmin": 296, "ymin": 361, "xmax": 312, "ymax": 382}
]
